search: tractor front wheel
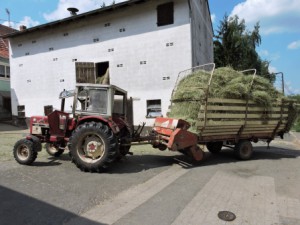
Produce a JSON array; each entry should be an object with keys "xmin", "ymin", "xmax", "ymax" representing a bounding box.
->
[
  {"xmin": 69, "ymin": 122, "xmax": 117, "ymax": 172},
  {"xmin": 13, "ymin": 139, "xmax": 37, "ymax": 165}
]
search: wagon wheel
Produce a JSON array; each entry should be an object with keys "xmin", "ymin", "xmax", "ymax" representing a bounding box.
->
[
  {"xmin": 234, "ymin": 140, "xmax": 253, "ymax": 160},
  {"xmin": 206, "ymin": 141, "xmax": 223, "ymax": 153}
]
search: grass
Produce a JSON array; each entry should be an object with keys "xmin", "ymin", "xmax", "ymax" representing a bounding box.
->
[{"xmin": 292, "ymin": 118, "xmax": 300, "ymax": 132}]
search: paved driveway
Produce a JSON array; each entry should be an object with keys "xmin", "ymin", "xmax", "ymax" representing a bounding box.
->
[{"xmin": 1, "ymin": 123, "xmax": 300, "ymax": 225}]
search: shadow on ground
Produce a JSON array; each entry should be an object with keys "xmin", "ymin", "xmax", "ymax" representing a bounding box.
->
[
  {"xmin": 174, "ymin": 146, "xmax": 300, "ymax": 169},
  {"xmin": 28, "ymin": 152, "xmax": 176, "ymax": 174},
  {"xmin": 27, "ymin": 145, "xmax": 300, "ymax": 173},
  {"xmin": 0, "ymin": 185, "xmax": 106, "ymax": 225}
]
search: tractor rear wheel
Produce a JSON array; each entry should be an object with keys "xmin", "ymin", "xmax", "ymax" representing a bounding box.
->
[
  {"xmin": 13, "ymin": 139, "xmax": 37, "ymax": 165},
  {"xmin": 206, "ymin": 141, "xmax": 223, "ymax": 154},
  {"xmin": 45, "ymin": 143, "xmax": 64, "ymax": 157},
  {"xmin": 234, "ymin": 140, "xmax": 253, "ymax": 160},
  {"xmin": 69, "ymin": 122, "xmax": 118, "ymax": 172}
]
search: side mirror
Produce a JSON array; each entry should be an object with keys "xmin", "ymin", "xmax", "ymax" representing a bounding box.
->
[{"xmin": 59, "ymin": 90, "xmax": 75, "ymax": 99}]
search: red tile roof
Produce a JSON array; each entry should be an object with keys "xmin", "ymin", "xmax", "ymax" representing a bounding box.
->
[{"xmin": 0, "ymin": 24, "xmax": 17, "ymax": 59}]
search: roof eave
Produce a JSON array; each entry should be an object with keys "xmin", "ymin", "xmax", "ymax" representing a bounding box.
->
[{"xmin": 1, "ymin": 0, "xmax": 148, "ymax": 39}]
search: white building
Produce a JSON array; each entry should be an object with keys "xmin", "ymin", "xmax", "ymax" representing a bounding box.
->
[{"xmin": 6, "ymin": 0, "xmax": 213, "ymax": 126}]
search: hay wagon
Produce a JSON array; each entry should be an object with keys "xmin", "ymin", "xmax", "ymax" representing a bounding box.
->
[{"xmin": 169, "ymin": 63, "xmax": 299, "ymax": 160}]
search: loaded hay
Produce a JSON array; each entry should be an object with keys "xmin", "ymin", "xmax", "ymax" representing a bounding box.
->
[{"xmin": 169, "ymin": 67, "xmax": 284, "ymax": 128}]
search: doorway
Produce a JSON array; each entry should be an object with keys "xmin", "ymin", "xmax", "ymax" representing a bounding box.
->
[{"xmin": 96, "ymin": 62, "xmax": 109, "ymax": 84}]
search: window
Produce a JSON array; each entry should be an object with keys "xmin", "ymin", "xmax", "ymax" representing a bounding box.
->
[
  {"xmin": 0, "ymin": 65, "xmax": 5, "ymax": 77},
  {"xmin": 146, "ymin": 99, "xmax": 162, "ymax": 118},
  {"xmin": 96, "ymin": 62, "xmax": 109, "ymax": 84},
  {"xmin": 76, "ymin": 87, "xmax": 108, "ymax": 114},
  {"xmin": 157, "ymin": 2, "xmax": 174, "ymax": 26},
  {"xmin": 113, "ymin": 91, "xmax": 126, "ymax": 115},
  {"xmin": 6, "ymin": 66, "xmax": 10, "ymax": 78},
  {"xmin": 17, "ymin": 105, "xmax": 25, "ymax": 118}
]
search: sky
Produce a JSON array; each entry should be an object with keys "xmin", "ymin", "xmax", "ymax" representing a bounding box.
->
[{"xmin": 1, "ymin": 0, "xmax": 299, "ymax": 94}]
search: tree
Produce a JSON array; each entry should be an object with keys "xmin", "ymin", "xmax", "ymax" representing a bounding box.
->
[
  {"xmin": 101, "ymin": 2, "xmax": 106, "ymax": 8},
  {"xmin": 214, "ymin": 15, "xmax": 270, "ymax": 76},
  {"xmin": 288, "ymin": 94, "xmax": 300, "ymax": 132}
]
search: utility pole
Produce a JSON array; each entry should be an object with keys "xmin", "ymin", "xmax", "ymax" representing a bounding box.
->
[{"xmin": 6, "ymin": 8, "xmax": 11, "ymax": 27}]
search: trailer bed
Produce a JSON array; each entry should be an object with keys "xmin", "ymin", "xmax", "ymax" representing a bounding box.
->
[{"xmin": 196, "ymin": 97, "xmax": 297, "ymax": 143}]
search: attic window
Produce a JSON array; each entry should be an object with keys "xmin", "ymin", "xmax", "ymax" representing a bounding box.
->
[{"xmin": 157, "ymin": 2, "xmax": 174, "ymax": 26}]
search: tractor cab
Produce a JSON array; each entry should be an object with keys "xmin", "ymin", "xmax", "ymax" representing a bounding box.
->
[{"xmin": 72, "ymin": 84, "xmax": 128, "ymax": 119}]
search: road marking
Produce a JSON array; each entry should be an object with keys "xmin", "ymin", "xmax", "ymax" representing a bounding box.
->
[
  {"xmin": 171, "ymin": 171, "xmax": 279, "ymax": 225},
  {"xmin": 277, "ymin": 196, "xmax": 300, "ymax": 220},
  {"xmin": 290, "ymin": 132, "xmax": 300, "ymax": 147},
  {"xmin": 67, "ymin": 164, "xmax": 188, "ymax": 225}
]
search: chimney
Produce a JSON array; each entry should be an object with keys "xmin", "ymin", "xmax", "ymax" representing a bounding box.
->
[
  {"xmin": 67, "ymin": 8, "xmax": 79, "ymax": 16},
  {"xmin": 19, "ymin": 25, "xmax": 27, "ymax": 31}
]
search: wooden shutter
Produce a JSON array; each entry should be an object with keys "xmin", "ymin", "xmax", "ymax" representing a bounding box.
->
[{"xmin": 75, "ymin": 62, "xmax": 96, "ymax": 83}]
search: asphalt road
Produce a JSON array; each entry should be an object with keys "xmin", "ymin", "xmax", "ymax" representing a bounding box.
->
[{"xmin": 0, "ymin": 123, "xmax": 300, "ymax": 225}]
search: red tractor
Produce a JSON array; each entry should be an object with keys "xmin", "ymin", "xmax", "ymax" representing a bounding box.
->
[
  {"xmin": 13, "ymin": 84, "xmax": 133, "ymax": 172},
  {"xmin": 13, "ymin": 83, "xmax": 203, "ymax": 172}
]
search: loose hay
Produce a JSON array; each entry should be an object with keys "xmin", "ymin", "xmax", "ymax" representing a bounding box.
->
[{"xmin": 169, "ymin": 67, "xmax": 284, "ymax": 128}]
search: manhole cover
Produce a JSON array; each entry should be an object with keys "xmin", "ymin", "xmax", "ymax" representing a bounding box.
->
[{"xmin": 218, "ymin": 211, "xmax": 236, "ymax": 221}]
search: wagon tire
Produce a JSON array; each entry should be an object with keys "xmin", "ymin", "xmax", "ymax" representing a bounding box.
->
[
  {"xmin": 234, "ymin": 140, "xmax": 253, "ymax": 160},
  {"xmin": 45, "ymin": 143, "xmax": 64, "ymax": 157},
  {"xmin": 206, "ymin": 141, "xmax": 223, "ymax": 154},
  {"xmin": 69, "ymin": 122, "xmax": 117, "ymax": 172},
  {"xmin": 13, "ymin": 139, "xmax": 37, "ymax": 165}
]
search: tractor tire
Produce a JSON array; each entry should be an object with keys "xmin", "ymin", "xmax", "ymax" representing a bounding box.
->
[
  {"xmin": 30, "ymin": 136, "xmax": 42, "ymax": 152},
  {"xmin": 69, "ymin": 121, "xmax": 118, "ymax": 172},
  {"xmin": 234, "ymin": 140, "xmax": 253, "ymax": 160},
  {"xmin": 119, "ymin": 129, "xmax": 131, "ymax": 157},
  {"xmin": 13, "ymin": 139, "xmax": 37, "ymax": 165},
  {"xmin": 206, "ymin": 141, "xmax": 223, "ymax": 154},
  {"xmin": 45, "ymin": 143, "xmax": 64, "ymax": 157}
]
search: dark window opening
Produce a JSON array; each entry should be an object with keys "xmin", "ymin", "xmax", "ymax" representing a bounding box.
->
[
  {"xmin": 113, "ymin": 91, "xmax": 126, "ymax": 115},
  {"xmin": 0, "ymin": 65, "xmax": 5, "ymax": 77},
  {"xmin": 157, "ymin": 2, "xmax": 174, "ymax": 27},
  {"xmin": 146, "ymin": 99, "xmax": 162, "ymax": 118},
  {"xmin": 6, "ymin": 66, "xmax": 10, "ymax": 78},
  {"xmin": 3, "ymin": 97, "xmax": 11, "ymax": 112},
  {"xmin": 17, "ymin": 105, "xmax": 25, "ymax": 118},
  {"xmin": 96, "ymin": 62, "xmax": 110, "ymax": 84}
]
